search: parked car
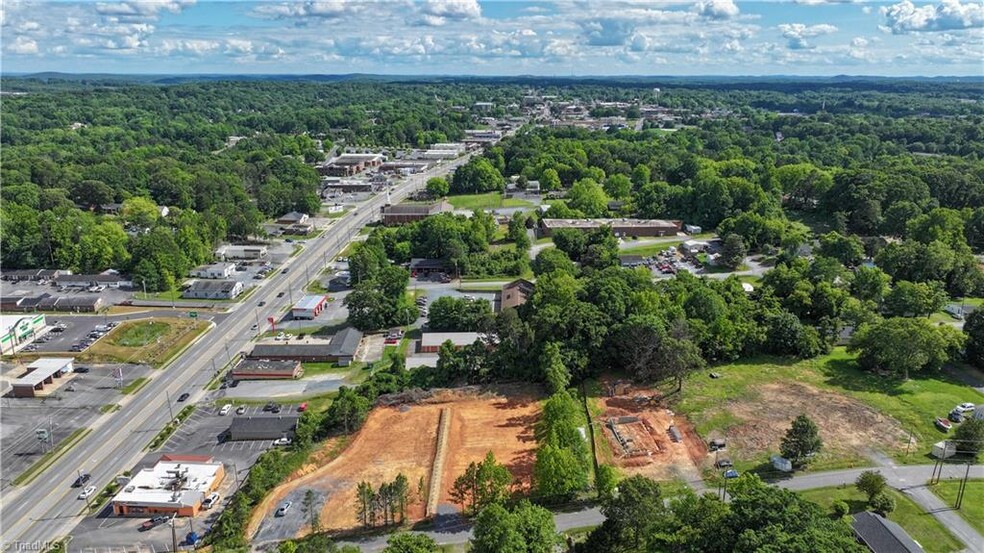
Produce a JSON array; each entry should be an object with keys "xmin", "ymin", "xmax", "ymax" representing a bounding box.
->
[
  {"xmin": 297, "ymin": 402, "xmax": 308, "ymax": 412},
  {"xmin": 723, "ymin": 469, "xmax": 740, "ymax": 479},
  {"xmin": 263, "ymin": 401, "xmax": 276, "ymax": 412},
  {"xmin": 277, "ymin": 292, "xmax": 285, "ymax": 298},
  {"xmin": 139, "ymin": 516, "xmax": 169, "ymax": 531},
  {"xmin": 72, "ymin": 473, "xmax": 91, "ymax": 488},
  {"xmin": 251, "ymin": 323, "xmax": 258, "ymax": 330},
  {"xmin": 202, "ymin": 492, "xmax": 220, "ymax": 510},
  {"xmin": 948, "ymin": 409, "xmax": 965, "ymax": 423},
  {"xmin": 957, "ymin": 402, "xmax": 977, "ymax": 413},
  {"xmin": 177, "ymin": 393, "xmax": 190, "ymax": 402},
  {"xmin": 236, "ymin": 405, "xmax": 247, "ymax": 415},
  {"xmin": 219, "ymin": 404, "xmax": 232, "ymax": 416},
  {"xmin": 78, "ymin": 485, "xmax": 97, "ymax": 499},
  {"xmin": 74, "ymin": 366, "xmax": 90, "ymax": 373},
  {"xmin": 273, "ymin": 437, "xmax": 292, "ymax": 447},
  {"xmin": 715, "ymin": 458, "xmax": 734, "ymax": 469},
  {"xmin": 271, "ymin": 404, "xmax": 283, "ymax": 414},
  {"xmin": 281, "ymin": 268, "xmax": 289, "ymax": 274},
  {"xmin": 275, "ymin": 501, "xmax": 292, "ymax": 516},
  {"xmin": 935, "ymin": 417, "xmax": 953, "ymax": 432}
]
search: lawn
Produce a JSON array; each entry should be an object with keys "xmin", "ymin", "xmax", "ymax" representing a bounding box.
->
[
  {"xmin": 302, "ymin": 361, "xmax": 357, "ymax": 379},
  {"xmin": 82, "ymin": 317, "xmax": 211, "ymax": 367},
  {"xmin": 108, "ymin": 322, "xmax": 170, "ymax": 347},
  {"xmin": 446, "ymin": 192, "xmax": 533, "ymax": 210},
  {"xmin": 798, "ymin": 485, "xmax": 962, "ymax": 553},
  {"xmin": 620, "ymin": 239, "xmax": 686, "ymax": 256},
  {"xmin": 134, "ymin": 290, "xmax": 183, "ymax": 301},
  {"xmin": 674, "ymin": 348, "xmax": 984, "ymax": 470},
  {"xmin": 929, "ymin": 479, "xmax": 984, "ymax": 535}
]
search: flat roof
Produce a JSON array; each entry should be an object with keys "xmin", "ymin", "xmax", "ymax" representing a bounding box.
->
[
  {"xmin": 113, "ymin": 460, "xmax": 222, "ymax": 508},
  {"xmin": 232, "ymin": 359, "xmax": 302, "ymax": 375},
  {"xmin": 421, "ymin": 332, "xmax": 483, "ymax": 348},
  {"xmin": 186, "ymin": 280, "xmax": 240, "ymax": 292},
  {"xmin": 15, "ymin": 358, "xmax": 74, "ymax": 387},
  {"xmin": 541, "ymin": 218, "xmax": 681, "ymax": 229},
  {"xmin": 293, "ymin": 295, "xmax": 327, "ymax": 311},
  {"xmin": 327, "ymin": 327, "xmax": 363, "ymax": 357},
  {"xmin": 249, "ymin": 342, "xmax": 334, "ymax": 358}
]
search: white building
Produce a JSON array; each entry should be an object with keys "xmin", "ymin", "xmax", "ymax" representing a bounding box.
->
[
  {"xmin": 421, "ymin": 149, "xmax": 461, "ymax": 160},
  {"xmin": 215, "ymin": 245, "xmax": 268, "ymax": 260},
  {"xmin": 0, "ymin": 313, "xmax": 46, "ymax": 355},
  {"xmin": 430, "ymin": 142, "xmax": 466, "ymax": 153},
  {"xmin": 419, "ymin": 332, "xmax": 484, "ymax": 353},
  {"xmin": 111, "ymin": 457, "xmax": 225, "ymax": 517},
  {"xmin": 182, "ymin": 280, "xmax": 244, "ymax": 300},
  {"xmin": 190, "ymin": 263, "xmax": 236, "ymax": 279}
]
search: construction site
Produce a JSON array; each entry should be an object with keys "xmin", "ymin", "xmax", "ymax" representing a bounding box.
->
[{"xmin": 593, "ymin": 380, "xmax": 707, "ymax": 482}]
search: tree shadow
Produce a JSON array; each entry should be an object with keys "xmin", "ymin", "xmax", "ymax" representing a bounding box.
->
[{"xmin": 819, "ymin": 357, "xmax": 907, "ymax": 397}]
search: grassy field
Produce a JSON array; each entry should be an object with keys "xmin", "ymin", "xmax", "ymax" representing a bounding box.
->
[
  {"xmin": 675, "ymin": 349, "xmax": 984, "ymax": 470},
  {"xmin": 930, "ymin": 479, "xmax": 984, "ymax": 535},
  {"xmin": 798, "ymin": 485, "xmax": 962, "ymax": 553},
  {"xmin": 134, "ymin": 290, "xmax": 183, "ymax": 301},
  {"xmin": 109, "ymin": 322, "xmax": 170, "ymax": 347},
  {"xmin": 82, "ymin": 317, "xmax": 211, "ymax": 367},
  {"xmin": 446, "ymin": 192, "xmax": 533, "ymax": 210},
  {"xmin": 620, "ymin": 239, "xmax": 687, "ymax": 256}
]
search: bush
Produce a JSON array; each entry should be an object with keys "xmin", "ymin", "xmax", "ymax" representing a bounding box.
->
[
  {"xmin": 870, "ymin": 491, "xmax": 896, "ymax": 516},
  {"xmin": 832, "ymin": 500, "xmax": 850, "ymax": 518}
]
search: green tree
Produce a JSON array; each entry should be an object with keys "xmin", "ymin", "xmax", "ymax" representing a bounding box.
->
[
  {"xmin": 855, "ymin": 470, "xmax": 887, "ymax": 502},
  {"xmin": 965, "ymin": 310, "xmax": 984, "ymax": 369},
  {"xmin": 595, "ymin": 464, "xmax": 618, "ymax": 501},
  {"xmin": 851, "ymin": 266, "xmax": 891, "ymax": 303},
  {"xmin": 425, "ymin": 176, "xmax": 449, "ymax": 198},
  {"xmin": 452, "ymin": 157, "xmax": 505, "ymax": 194},
  {"xmin": 870, "ymin": 491, "xmax": 896, "ymax": 516},
  {"xmin": 533, "ymin": 443, "xmax": 587, "ymax": 501},
  {"xmin": 631, "ymin": 164, "xmax": 650, "ymax": 189},
  {"xmin": 540, "ymin": 168, "xmax": 561, "ymax": 191},
  {"xmin": 780, "ymin": 414, "xmax": 823, "ymax": 468},
  {"xmin": 848, "ymin": 317, "xmax": 965, "ymax": 379},
  {"xmin": 884, "ymin": 280, "xmax": 948, "ymax": 317},
  {"xmin": 120, "ymin": 197, "xmax": 161, "ymax": 228},
  {"xmin": 383, "ymin": 533, "xmax": 438, "ymax": 553},
  {"xmin": 356, "ymin": 481, "xmax": 376, "ymax": 528},
  {"xmin": 719, "ymin": 233, "xmax": 747, "ymax": 270},
  {"xmin": 326, "ymin": 387, "xmax": 371, "ymax": 434},
  {"xmin": 450, "ymin": 451, "xmax": 512, "ymax": 515},
  {"xmin": 512, "ymin": 500, "xmax": 558, "ymax": 553},
  {"xmin": 540, "ymin": 342, "xmax": 570, "ymax": 394},
  {"xmin": 470, "ymin": 503, "xmax": 525, "ymax": 553},
  {"xmin": 532, "ymin": 248, "xmax": 577, "ymax": 277},
  {"xmin": 302, "ymin": 489, "xmax": 321, "ymax": 534},
  {"xmin": 604, "ymin": 174, "xmax": 632, "ymax": 200},
  {"xmin": 953, "ymin": 418, "xmax": 984, "ymax": 457},
  {"xmin": 599, "ymin": 475, "xmax": 664, "ymax": 550},
  {"xmin": 818, "ymin": 231, "xmax": 865, "ymax": 267},
  {"xmin": 567, "ymin": 178, "xmax": 608, "ymax": 218}
]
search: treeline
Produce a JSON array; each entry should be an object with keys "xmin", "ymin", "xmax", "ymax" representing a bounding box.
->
[{"xmin": 343, "ymin": 235, "xmax": 418, "ymax": 330}]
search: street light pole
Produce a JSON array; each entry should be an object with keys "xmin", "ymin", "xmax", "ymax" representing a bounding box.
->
[{"xmin": 165, "ymin": 390, "xmax": 175, "ymax": 422}]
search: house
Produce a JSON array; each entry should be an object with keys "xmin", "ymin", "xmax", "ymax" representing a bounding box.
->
[
  {"xmin": 54, "ymin": 274, "xmax": 133, "ymax": 289},
  {"xmin": 684, "ymin": 224, "xmax": 703, "ymax": 234},
  {"xmin": 381, "ymin": 200, "xmax": 453, "ymax": 225},
  {"xmin": 276, "ymin": 211, "xmax": 310, "ymax": 225},
  {"xmin": 10, "ymin": 357, "xmax": 74, "ymax": 398},
  {"xmin": 228, "ymin": 416, "xmax": 298, "ymax": 441},
  {"xmin": 182, "ymin": 280, "xmax": 244, "ymax": 300},
  {"xmin": 419, "ymin": 332, "xmax": 484, "ymax": 354},
  {"xmin": 215, "ymin": 245, "xmax": 268, "ymax": 260},
  {"xmin": 500, "ymin": 279, "xmax": 534, "ymax": 311},
  {"xmin": 681, "ymin": 240, "xmax": 711, "ymax": 255},
  {"xmin": 525, "ymin": 180, "xmax": 541, "ymax": 195},
  {"xmin": 111, "ymin": 457, "xmax": 225, "ymax": 517},
  {"xmin": 409, "ymin": 258, "xmax": 452, "ymax": 277},
  {"xmin": 284, "ymin": 223, "xmax": 315, "ymax": 235},
  {"xmin": 230, "ymin": 359, "xmax": 303, "ymax": 381},
  {"xmin": 539, "ymin": 218, "xmax": 682, "ymax": 238},
  {"xmin": 190, "ymin": 263, "xmax": 236, "ymax": 280},
  {"xmin": 326, "ymin": 327, "xmax": 363, "ymax": 366},
  {"xmin": 0, "ymin": 314, "xmax": 46, "ymax": 355},
  {"xmin": 291, "ymin": 295, "xmax": 328, "ymax": 320},
  {"xmin": 619, "ymin": 255, "xmax": 646, "ymax": 268},
  {"xmin": 851, "ymin": 512, "xmax": 924, "ymax": 553}
]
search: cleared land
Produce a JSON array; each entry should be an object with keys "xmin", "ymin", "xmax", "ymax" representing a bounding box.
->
[
  {"xmin": 675, "ymin": 349, "xmax": 984, "ymax": 470},
  {"xmin": 81, "ymin": 317, "xmax": 210, "ymax": 367},
  {"xmin": 446, "ymin": 192, "xmax": 533, "ymax": 210},
  {"xmin": 250, "ymin": 386, "xmax": 540, "ymax": 537},
  {"xmin": 590, "ymin": 381, "xmax": 706, "ymax": 483},
  {"xmin": 930, "ymin": 479, "xmax": 984, "ymax": 535},
  {"xmin": 799, "ymin": 486, "xmax": 962, "ymax": 553}
]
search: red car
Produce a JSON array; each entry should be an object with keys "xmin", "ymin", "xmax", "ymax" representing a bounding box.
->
[
  {"xmin": 297, "ymin": 402, "xmax": 308, "ymax": 412},
  {"xmin": 935, "ymin": 417, "xmax": 952, "ymax": 432}
]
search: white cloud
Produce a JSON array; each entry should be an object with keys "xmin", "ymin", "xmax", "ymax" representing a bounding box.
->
[
  {"xmin": 6, "ymin": 35, "xmax": 39, "ymax": 54},
  {"xmin": 413, "ymin": 0, "xmax": 481, "ymax": 26},
  {"xmin": 581, "ymin": 18, "xmax": 635, "ymax": 46},
  {"xmin": 778, "ymin": 22, "xmax": 838, "ymax": 49},
  {"xmin": 695, "ymin": 0, "xmax": 739, "ymax": 20},
  {"xmin": 252, "ymin": 1, "xmax": 364, "ymax": 20},
  {"xmin": 95, "ymin": 0, "xmax": 194, "ymax": 18},
  {"xmin": 881, "ymin": 0, "xmax": 984, "ymax": 34},
  {"xmin": 851, "ymin": 36, "xmax": 868, "ymax": 47},
  {"xmin": 158, "ymin": 38, "xmax": 220, "ymax": 55}
]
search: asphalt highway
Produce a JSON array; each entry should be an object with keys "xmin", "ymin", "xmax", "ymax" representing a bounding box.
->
[{"xmin": 0, "ymin": 154, "xmax": 473, "ymax": 550}]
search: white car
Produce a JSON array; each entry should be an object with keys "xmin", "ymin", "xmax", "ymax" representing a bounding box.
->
[
  {"xmin": 275, "ymin": 501, "xmax": 292, "ymax": 517},
  {"xmin": 219, "ymin": 404, "xmax": 232, "ymax": 416},
  {"xmin": 202, "ymin": 492, "xmax": 220, "ymax": 510},
  {"xmin": 78, "ymin": 485, "xmax": 97, "ymax": 500},
  {"xmin": 957, "ymin": 403, "xmax": 977, "ymax": 413},
  {"xmin": 272, "ymin": 437, "xmax": 292, "ymax": 447}
]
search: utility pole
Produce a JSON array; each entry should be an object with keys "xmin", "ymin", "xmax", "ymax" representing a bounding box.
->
[
  {"xmin": 170, "ymin": 516, "xmax": 178, "ymax": 552},
  {"xmin": 955, "ymin": 461, "xmax": 972, "ymax": 509},
  {"xmin": 165, "ymin": 390, "xmax": 175, "ymax": 422}
]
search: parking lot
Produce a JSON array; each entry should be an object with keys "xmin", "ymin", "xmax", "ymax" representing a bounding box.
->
[
  {"xmin": 69, "ymin": 402, "xmax": 294, "ymax": 552},
  {"xmin": 0, "ymin": 362, "xmax": 152, "ymax": 490},
  {"xmin": 0, "ymin": 279, "xmax": 134, "ymax": 309},
  {"xmin": 29, "ymin": 318, "xmax": 119, "ymax": 354}
]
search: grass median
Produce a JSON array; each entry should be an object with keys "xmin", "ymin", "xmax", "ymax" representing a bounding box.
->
[
  {"xmin": 146, "ymin": 405, "xmax": 195, "ymax": 451},
  {"xmin": 120, "ymin": 377, "xmax": 149, "ymax": 395}
]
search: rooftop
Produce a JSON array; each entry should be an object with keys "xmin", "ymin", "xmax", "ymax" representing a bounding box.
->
[
  {"xmin": 421, "ymin": 332, "xmax": 483, "ymax": 348},
  {"xmin": 15, "ymin": 358, "xmax": 74, "ymax": 387},
  {"xmin": 249, "ymin": 342, "xmax": 333, "ymax": 358},
  {"xmin": 852, "ymin": 512, "xmax": 924, "ymax": 553},
  {"xmin": 232, "ymin": 359, "xmax": 302, "ymax": 375},
  {"xmin": 327, "ymin": 327, "xmax": 363, "ymax": 357},
  {"xmin": 541, "ymin": 218, "xmax": 681, "ymax": 229},
  {"xmin": 112, "ymin": 460, "xmax": 223, "ymax": 509},
  {"xmin": 293, "ymin": 295, "xmax": 327, "ymax": 311},
  {"xmin": 186, "ymin": 280, "xmax": 240, "ymax": 292}
]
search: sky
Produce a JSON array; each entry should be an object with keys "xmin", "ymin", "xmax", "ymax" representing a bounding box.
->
[{"xmin": 1, "ymin": 0, "xmax": 982, "ymax": 76}]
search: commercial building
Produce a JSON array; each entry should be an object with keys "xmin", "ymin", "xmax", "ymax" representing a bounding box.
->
[
  {"xmin": 619, "ymin": 255, "xmax": 646, "ymax": 268},
  {"xmin": 1, "ymin": 295, "xmax": 102, "ymax": 313},
  {"xmin": 464, "ymin": 129, "xmax": 502, "ymax": 142},
  {"xmin": 382, "ymin": 200, "xmax": 452, "ymax": 225},
  {"xmin": 1, "ymin": 269, "xmax": 72, "ymax": 282},
  {"xmin": 248, "ymin": 342, "xmax": 334, "ymax": 362},
  {"xmin": 326, "ymin": 327, "xmax": 363, "ymax": 366},
  {"xmin": 539, "ymin": 218, "xmax": 682, "ymax": 238},
  {"xmin": 182, "ymin": 280, "xmax": 244, "ymax": 300},
  {"xmin": 421, "ymin": 149, "xmax": 461, "ymax": 160},
  {"xmin": 228, "ymin": 416, "xmax": 298, "ymax": 441},
  {"xmin": 291, "ymin": 295, "xmax": 328, "ymax": 320},
  {"xmin": 419, "ymin": 332, "xmax": 484, "ymax": 354},
  {"xmin": 409, "ymin": 258, "xmax": 452, "ymax": 277},
  {"xmin": 430, "ymin": 142, "xmax": 466, "ymax": 153},
  {"xmin": 276, "ymin": 211, "xmax": 310, "ymax": 225},
  {"xmin": 54, "ymin": 273, "xmax": 133, "ymax": 289},
  {"xmin": 681, "ymin": 240, "xmax": 711, "ymax": 255},
  {"xmin": 379, "ymin": 160, "xmax": 432, "ymax": 175},
  {"xmin": 230, "ymin": 359, "xmax": 303, "ymax": 380},
  {"xmin": 319, "ymin": 154, "xmax": 384, "ymax": 177},
  {"xmin": 111, "ymin": 457, "xmax": 225, "ymax": 517},
  {"xmin": 321, "ymin": 179, "xmax": 374, "ymax": 194},
  {"xmin": 500, "ymin": 279, "xmax": 534, "ymax": 311},
  {"xmin": 11, "ymin": 357, "xmax": 74, "ymax": 398},
  {"xmin": 215, "ymin": 245, "xmax": 268, "ymax": 260},
  {"xmin": 189, "ymin": 263, "xmax": 236, "ymax": 280},
  {"xmin": 0, "ymin": 313, "xmax": 46, "ymax": 354}
]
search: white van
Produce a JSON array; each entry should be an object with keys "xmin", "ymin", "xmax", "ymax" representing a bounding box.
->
[
  {"xmin": 202, "ymin": 492, "xmax": 220, "ymax": 509},
  {"xmin": 219, "ymin": 404, "xmax": 232, "ymax": 416}
]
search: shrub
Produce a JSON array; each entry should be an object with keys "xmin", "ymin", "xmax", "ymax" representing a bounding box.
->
[
  {"xmin": 832, "ymin": 500, "xmax": 850, "ymax": 518},
  {"xmin": 870, "ymin": 491, "xmax": 896, "ymax": 516}
]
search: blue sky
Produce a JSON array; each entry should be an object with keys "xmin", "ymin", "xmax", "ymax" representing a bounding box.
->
[{"xmin": 2, "ymin": 1, "xmax": 982, "ymax": 76}]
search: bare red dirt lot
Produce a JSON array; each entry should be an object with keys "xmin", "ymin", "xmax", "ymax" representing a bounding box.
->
[
  {"xmin": 249, "ymin": 386, "xmax": 540, "ymax": 537},
  {"xmin": 593, "ymin": 381, "xmax": 706, "ymax": 483}
]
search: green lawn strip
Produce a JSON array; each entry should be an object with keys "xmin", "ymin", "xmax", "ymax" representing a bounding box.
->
[
  {"xmin": 146, "ymin": 405, "xmax": 195, "ymax": 451},
  {"xmin": 619, "ymin": 240, "xmax": 686, "ymax": 257},
  {"xmin": 534, "ymin": 236, "xmax": 553, "ymax": 245},
  {"xmin": 675, "ymin": 349, "xmax": 984, "ymax": 467},
  {"xmin": 798, "ymin": 485, "xmax": 963, "ymax": 553},
  {"xmin": 12, "ymin": 428, "xmax": 92, "ymax": 486},
  {"xmin": 290, "ymin": 244, "xmax": 304, "ymax": 257},
  {"xmin": 120, "ymin": 377, "xmax": 149, "ymax": 395},
  {"xmin": 100, "ymin": 403, "xmax": 121, "ymax": 413},
  {"xmin": 108, "ymin": 322, "xmax": 170, "ymax": 347},
  {"xmin": 301, "ymin": 361, "xmax": 352, "ymax": 378},
  {"xmin": 84, "ymin": 479, "xmax": 123, "ymax": 515},
  {"xmin": 225, "ymin": 391, "xmax": 337, "ymax": 413},
  {"xmin": 446, "ymin": 192, "xmax": 533, "ymax": 210},
  {"xmin": 324, "ymin": 207, "xmax": 351, "ymax": 219},
  {"xmin": 135, "ymin": 290, "xmax": 183, "ymax": 301},
  {"xmin": 929, "ymin": 479, "xmax": 984, "ymax": 535}
]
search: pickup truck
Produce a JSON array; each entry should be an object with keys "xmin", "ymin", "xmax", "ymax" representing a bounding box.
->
[{"xmin": 140, "ymin": 516, "xmax": 169, "ymax": 531}]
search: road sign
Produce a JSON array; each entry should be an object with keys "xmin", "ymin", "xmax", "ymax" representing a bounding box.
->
[{"xmin": 189, "ymin": 312, "xmax": 198, "ymax": 318}]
